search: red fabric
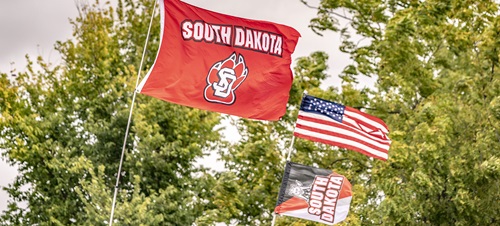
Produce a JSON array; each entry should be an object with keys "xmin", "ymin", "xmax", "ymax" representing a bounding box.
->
[
  {"xmin": 331, "ymin": 173, "xmax": 353, "ymax": 199},
  {"xmin": 274, "ymin": 196, "xmax": 309, "ymax": 214},
  {"xmin": 293, "ymin": 95, "xmax": 391, "ymax": 160},
  {"xmin": 138, "ymin": 0, "xmax": 300, "ymax": 120}
]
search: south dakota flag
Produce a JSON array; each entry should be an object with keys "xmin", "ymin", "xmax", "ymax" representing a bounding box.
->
[
  {"xmin": 137, "ymin": 0, "xmax": 300, "ymax": 120},
  {"xmin": 274, "ymin": 162, "xmax": 352, "ymax": 225}
]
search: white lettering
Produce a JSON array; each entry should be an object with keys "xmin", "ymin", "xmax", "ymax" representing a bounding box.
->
[
  {"xmin": 321, "ymin": 213, "xmax": 334, "ymax": 222},
  {"xmin": 261, "ymin": 33, "xmax": 270, "ymax": 52},
  {"xmin": 212, "ymin": 25, "xmax": 222, "ymax": 43},
  {"xmin": 234, "ymin": 27, "xmax": 245, "ymax": 46},
  {"xmin": 269, "ymin": 34, "xmax": 277, "ymax": 55},
  {"xmin": 181, "ymin": 21, "xmax": 193, "ymax": 39},
  {"xmin": 273, "ymin": 36, "xmax": 282, "ymax": 56},
  {"xmin": 221, "ymin": 26, "xmax": 232, "ymax": 45},
  {"xmin": 245, "ymin": 29, "xmax": 254, "ymax": 48},
  {"xmin": 315, "ymin": 176, "xmax": 329, "ymax": 187},
  {"xmin": 310, "ymin": 199, "xmax": 322, "ymax": 208},
  {"xmin": 181, "ymin": 20, "xmax": 284, "ymax": 57},
  {"xmin": 204, "ymin": 23, "xmax": 214, "ymax": 42},
  {"xmin": 193, "ymin": 22, "xmax": 204, "ymax": 41},
  {"xmin": 253, "ymin": 30, "xmax": 263, "ymax": 51}
]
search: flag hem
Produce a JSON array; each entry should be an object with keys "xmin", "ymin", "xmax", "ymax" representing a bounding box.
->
[{"xmin": 137, "ymin": 0, "xmax": 166, "ymax": 92}]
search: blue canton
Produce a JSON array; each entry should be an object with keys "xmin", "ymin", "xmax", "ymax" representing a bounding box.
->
[{"xmin": 300, "ymin": 95, "xmax": 345, "ymax": 122}]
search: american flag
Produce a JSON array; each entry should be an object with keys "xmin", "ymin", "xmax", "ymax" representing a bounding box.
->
[{"xmin": 294, "ymin": 94, "xmax": 391, "ymax": 160}]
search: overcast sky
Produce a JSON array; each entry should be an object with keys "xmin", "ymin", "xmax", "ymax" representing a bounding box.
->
[{"xmin": 0, "ymin": 0, "xmax": 353, "ymax": 213}]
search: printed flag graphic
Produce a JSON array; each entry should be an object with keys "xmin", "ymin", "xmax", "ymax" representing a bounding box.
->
[
  {"xmin": 294, "ymin": 94, "xmax": 391, "ymax": 160},
  {"xmin": 137, "ymin": 0, "xmax": 301, "ymax": 120},
  {"xmin": 274, "ymin": 162, "xmax": 352, "ymax": 225}
]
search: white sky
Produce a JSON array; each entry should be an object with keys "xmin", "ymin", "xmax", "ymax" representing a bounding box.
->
[{"xmin": 0, "ymin": 0, "xmax": 355, "ymax": 213}]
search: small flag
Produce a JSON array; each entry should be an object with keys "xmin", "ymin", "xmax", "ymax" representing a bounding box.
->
[
  {"xmin": 294, "ymin": 94, "xmax": 391, "ymax": 160},
  {"xmin": 137, "ymin": 0, "xmax": 301, "ymax": 120},
  {"xmin": 274, "ymin": 162, "xmax": 352, "ymax": 225}
]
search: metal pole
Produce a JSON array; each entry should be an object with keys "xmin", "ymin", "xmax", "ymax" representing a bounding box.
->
[
  {"xmin": 285, "ymin": 136, "xmax": 296, "ymax": 161},
  {"xmin": 108, "ymin": 1, "xmax": 157, "ymax": 225},
  {"xmin": 271, "ymin": 213, "xmax": 277, "ymax": 226},
  {"xmin": 272, "ymin": 90, "xmax": 308, "ymax": 224}
]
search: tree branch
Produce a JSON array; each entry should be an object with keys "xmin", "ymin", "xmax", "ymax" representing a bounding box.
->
[
  {"xmin": 300, "ymin": 0, "xmax": 353, "ymax": 21},
  {"xmin": 352, "ymin": 106, "xmax": 401, "ymax": 114},
  {"xmin": 331, "ymin": 157, "xmax": 372, "ymax": 169}
]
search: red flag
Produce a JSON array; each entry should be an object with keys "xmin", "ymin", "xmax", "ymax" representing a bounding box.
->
[
  {"xmin": 274, "ymin": 162, "xmax": 352, "ymax": 225},
  {"xmin": 137, "ymin": 0, "xmax": 301, "ymax": 120},
  {"xmin": 294, "ymin": 95, "xmax": 391, "ymax": 160}
]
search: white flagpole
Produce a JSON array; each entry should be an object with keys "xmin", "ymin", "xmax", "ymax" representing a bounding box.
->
[
  {"xmin": 285, "ymin": 135, "xmax": 296, "ymax": 161},
  {"xmin": 108, "ymin": 1, "xmax": 157, "ymax": 225},
  {"xmin": 271, "ymin": 213, "xmax": 277, "ymax": 226},
  {"xmin": 285, "ymin": 90, "xmax": 307, "ymax": 161},
  {"xmin": 272, "ymin": 91, "xmax": 307, "ymax": 225},
  {"xmin": 272, "ymin": 132, "xmax": 296, "ymax": 225}
]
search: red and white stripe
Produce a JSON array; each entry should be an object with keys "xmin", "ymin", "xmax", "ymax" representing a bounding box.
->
[{"xmin": 294, "ymin": 108, "xmax": 391, "ymax": 160}]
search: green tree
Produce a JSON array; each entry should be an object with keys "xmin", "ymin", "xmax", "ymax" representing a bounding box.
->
[
  {"xmin": 3, "ymin": 0, "xmax": 499, "ymax": 225},
  {"xmin": 1, "ymin": 0, "xmax": 222, "ymax": 225},
  {"xmin": 198, "ymin": 51, "xmax": 376, "ymax": 226},
  {"xmin": 199, "ymin": 0, "xmax": 500, "ymax": 225},
  {"xmin": 300, "ymin": 0, "xmax": 500, "ymax": 225}
]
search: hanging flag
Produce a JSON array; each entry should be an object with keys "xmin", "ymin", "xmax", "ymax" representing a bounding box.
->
[
  {"xmin": 294, "ymin": 94, "xmax": 391, "ymax": 160},
  {"xmin": 137, "ymin": 0, "xmax": 301, "ymax": 120},
  {"xmin": 274, "ymin": 162, "xmax": 352, "ymax": 225}
]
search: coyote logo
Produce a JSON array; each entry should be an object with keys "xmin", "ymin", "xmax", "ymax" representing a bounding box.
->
[
  {"xmin": 204, "ymin": 53, "xmax": 248, "ymax": 105},
  {"xmin": 287, "ymin": 180, "xmax": 312, "ymax": 202}
]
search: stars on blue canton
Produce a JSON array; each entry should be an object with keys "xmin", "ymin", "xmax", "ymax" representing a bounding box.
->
[{"xmin": 300, "ymin": 95, "xmax": 345, "ymax": 122}]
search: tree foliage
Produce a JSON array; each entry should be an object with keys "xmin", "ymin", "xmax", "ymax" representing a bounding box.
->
[
  {"xmin": 1, "ymin": 0, "xmax": 221, "ymax": 225},
  {"xmin": 198, "ymin": 0, "xmax": 500, "ymax": 225},
  {"xmin": 293, "ymin": 0, "xmax": 499, "ymax": 225},
  {"xmin": 1, "ymin": 0, "xmax": 499, "ymax": 225}
]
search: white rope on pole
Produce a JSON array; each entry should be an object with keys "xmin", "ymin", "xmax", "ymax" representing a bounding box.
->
[
  {"xmin": 108, "ymin": 1, "xmax": 158, "ymax": 225},
  {"xmin": 271, "ymin": 213, "xmax": 277, "ymax": 226},
  {"xmin": 285, "ymin": 135, "xmax": 296, "ymax": 161}
]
